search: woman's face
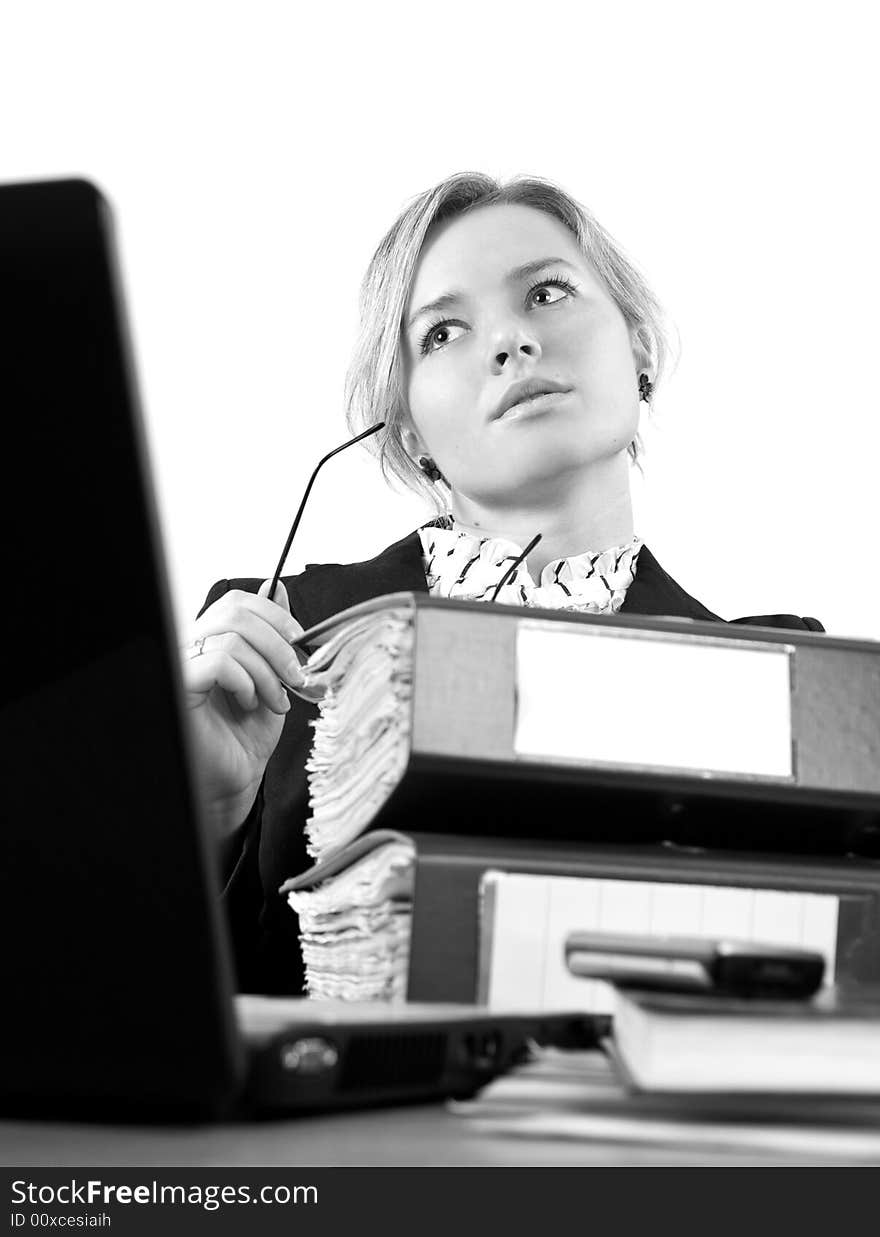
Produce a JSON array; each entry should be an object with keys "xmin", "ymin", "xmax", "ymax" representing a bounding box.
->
[{"xmin": 401, "ymin": 202, "xmax": 644, "ymax": 504}]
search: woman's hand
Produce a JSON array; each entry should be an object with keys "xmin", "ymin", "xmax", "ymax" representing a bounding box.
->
[{"xmin": 180, "ymin": 580, "xmax": 316, "ymax": 835}]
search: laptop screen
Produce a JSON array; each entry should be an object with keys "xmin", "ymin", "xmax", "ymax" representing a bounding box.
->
[{"xmin": 0, "ymin": 179, "xmax": 243, "ymax": 1116}]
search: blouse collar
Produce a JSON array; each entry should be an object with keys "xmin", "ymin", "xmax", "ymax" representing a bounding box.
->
[{"xmin": 417, "ymin": 514, "xmax": 643, "ymax": 613}]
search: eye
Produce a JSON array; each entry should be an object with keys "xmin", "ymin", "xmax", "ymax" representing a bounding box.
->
[
  {"xmin": 419, "ymin": 320, "xmax": 467, "ymax": 355},
  {"xmin": 527, "ymin": 275, "xmax": 577, "ymax": 307}
]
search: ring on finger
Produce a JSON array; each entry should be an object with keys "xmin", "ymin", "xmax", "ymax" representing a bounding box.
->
[{"xmin": 188, "ymin": 635, "xmax": 208, "ymax": 659}]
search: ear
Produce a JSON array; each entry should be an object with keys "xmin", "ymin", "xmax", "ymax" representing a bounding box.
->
[{"xmin": 401, "ymin": 420, "xmax": 427, "ymax": 461}]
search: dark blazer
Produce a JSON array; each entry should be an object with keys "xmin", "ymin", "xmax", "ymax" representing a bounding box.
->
[{"xmin": 202, "ymin": 530, "xmax": 824, "ymax": 995}]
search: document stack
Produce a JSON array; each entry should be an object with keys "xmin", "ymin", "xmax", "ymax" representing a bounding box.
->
[
  {"xmin": 283, "ymin": 832, "xmax": 415, "ymax": 1001},
  {"xmin": 299, "ymin": 601, "xmax": 416, "ymax": 858},
  {"xmin": 281, "ymin": 592, "xmax": 880, "ymax": 1004},
  {"xmin": 280, "ymin": 600, "xmax": 419, "ymax": 1000}
]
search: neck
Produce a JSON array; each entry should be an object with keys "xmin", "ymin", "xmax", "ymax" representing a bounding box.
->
[{"xmin": 450, "ymin": 452, "xmax": 635, "ymax": 578}]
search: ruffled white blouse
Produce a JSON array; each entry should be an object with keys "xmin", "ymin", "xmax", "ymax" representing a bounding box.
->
[{"xmin": 417, "ymin": 516, "xmax": 643, "ymax": 614}]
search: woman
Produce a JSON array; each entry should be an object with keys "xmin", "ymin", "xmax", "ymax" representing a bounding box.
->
[{"xmin": 183, "ymin": 172, "xmax": 822, "ymax": 994}]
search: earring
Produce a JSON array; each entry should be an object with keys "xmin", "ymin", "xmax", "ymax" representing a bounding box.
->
[
  {"xmin": 638, "ymin": 373, "xmax": 654, "ymax": 403},
  {"xmin": 418, "ymin": 456, "xmax": 443, "ymax": 483}
]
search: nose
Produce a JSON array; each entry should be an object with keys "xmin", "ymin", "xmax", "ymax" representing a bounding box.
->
[{"xmin": 489, "ymin": 321, "xmax": 542, "ymax": 373}]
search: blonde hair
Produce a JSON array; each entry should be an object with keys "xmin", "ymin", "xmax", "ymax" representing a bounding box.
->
[{"xmin": 345, "ymin": 172, "xmax": 676, "ymax": 511}]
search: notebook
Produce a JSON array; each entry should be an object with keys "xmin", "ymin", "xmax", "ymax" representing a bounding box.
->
[
  {"xmin": 0, "ymin": 177, "xmax": 596, "ymax": 1119},
  {"xmin": 609, "ymin": 986, "xmax": 880, "ymax": 1095}
]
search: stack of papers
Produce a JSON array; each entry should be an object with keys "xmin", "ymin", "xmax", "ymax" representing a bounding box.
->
[
  {"xmin": 283, "ymin": 606, "xmax": 419, "ymax": 1000},
  {"xmin": 299, "ymin": 607, "xmax": 414, "ymax": 859},
  {"xmin": 282, "ymin": 834, "xmax": 416, "ymax": 1001}
]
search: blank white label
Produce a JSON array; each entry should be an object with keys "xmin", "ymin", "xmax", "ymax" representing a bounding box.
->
[{"xmin": 515, "ymin": 624, "xmax": 793, "ymax": 779}]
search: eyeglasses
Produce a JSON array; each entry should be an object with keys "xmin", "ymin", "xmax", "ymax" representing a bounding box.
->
[{"xmin": 267, "ymin": 423, "xmax": 385, "ymax": 600}]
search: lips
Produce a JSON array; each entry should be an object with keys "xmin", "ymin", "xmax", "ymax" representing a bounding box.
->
[{"xmin": 491, "ymin": 378, "xmax": 572, "ymax": 421}]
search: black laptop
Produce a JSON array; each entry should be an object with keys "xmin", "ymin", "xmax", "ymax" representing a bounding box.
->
[{"xmin": 0, "ymin": 178, "xmax": 594, "ymax": 1120}]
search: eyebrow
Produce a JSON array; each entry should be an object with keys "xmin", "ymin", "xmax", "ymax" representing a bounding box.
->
[{"xmin": 406, "ymin": 256, "xmax": 577, "ymax": 332}]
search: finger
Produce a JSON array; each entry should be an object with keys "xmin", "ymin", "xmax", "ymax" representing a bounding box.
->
[
  {"xmin": 201, "ymin": 634, "xmax": 293, "ymax": 714},
  {"xmin": 258, "ymin": 579, "xmax": 312, "ymax": 677},
  {"xmin": 257, "ymin": 580, "xmax": 309, "ymax": 671},
  {"xmin": 258, "ymin": 578, "xmax": 292, "ymax": 614},
  {"xmin": 183, "ymin": 647, "xmax": 263, "ymax": 713},
  {"xmin": 258, "ymin": 581, "xmax": 313, "ymax": 677},
  {"xmin": 194, "ymin": 606, "xmax": 306, "ymax": 692},
  {"xmin": 256, "ymin": 581, "xmax": 312, "ymax": 675},
  {"xmin": 218, "ymin": 586, "xmax": 303, "ymax": 645}
]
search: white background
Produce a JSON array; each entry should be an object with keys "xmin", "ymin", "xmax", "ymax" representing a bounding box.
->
[{"xmin": 3, "ymin": 0, "xmax": 877, "ymax": 639}]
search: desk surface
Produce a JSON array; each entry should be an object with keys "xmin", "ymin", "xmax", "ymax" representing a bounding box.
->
[
  {"xmin": 4, "ymin": 1052, "xmax": 880, "ymax": 1168},
  {"xmin": 0, "ymin": 1107, "xmax": 859, "ymax": 1168}
]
